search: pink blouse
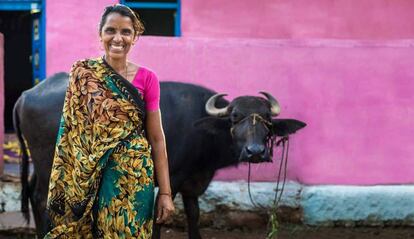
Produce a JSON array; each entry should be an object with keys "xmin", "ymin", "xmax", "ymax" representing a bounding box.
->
[{"xmin": 131, "ymin": 67, "xmax": 160, "ymax": 112}]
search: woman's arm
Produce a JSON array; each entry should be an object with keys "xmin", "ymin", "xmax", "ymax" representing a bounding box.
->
[{"xmin": 146, "ymin": 110, "xmax": 175, "ymax": 223}]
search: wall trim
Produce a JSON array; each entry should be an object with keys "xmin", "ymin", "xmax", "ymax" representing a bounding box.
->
[{"xmin": 1, "ymin": 180, "xmax": 414, "ymax": 226}]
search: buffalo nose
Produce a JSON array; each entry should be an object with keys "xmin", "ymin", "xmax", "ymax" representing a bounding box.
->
[{"xmin": 246, "ymin": 144, "xmax": 265, "ymax": 156}]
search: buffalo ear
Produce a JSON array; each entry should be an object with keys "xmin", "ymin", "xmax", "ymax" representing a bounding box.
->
[
  {"xmin": 194, "ymin": 117, "xmax": 231, "ymax": 135},
  {"xmin": 272, "ymin": 119, "xmax": 306, "ymax": 137}
]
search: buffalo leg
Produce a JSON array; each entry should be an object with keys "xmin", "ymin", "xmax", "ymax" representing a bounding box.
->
[
  {"xmin": 183, "ymin": 195, "xmax": 201, "ymax": 239},
  {"xmin": 151, "ymin": 220, "xmax": 162, "ymax": 238},
  {"xmin": 152, "ymin": 223, "xmax": 162, "ymax": 239},
  {"xmin": 31, "ymin": 175, "xmax": 52, "ymax": 238},
  {"xmin": 151, "ymin": 194, "xmax": 162, "ymax": 239}
]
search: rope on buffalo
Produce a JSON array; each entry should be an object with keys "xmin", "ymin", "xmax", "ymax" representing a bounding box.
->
[{"xmin": 247, "ymin": 135, "xmax": 290, "ymax": 210}]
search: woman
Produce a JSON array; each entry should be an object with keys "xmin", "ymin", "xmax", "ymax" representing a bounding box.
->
[{"xmin": 45, "ymin": 4, "xmax": 174, "ymax": 238}]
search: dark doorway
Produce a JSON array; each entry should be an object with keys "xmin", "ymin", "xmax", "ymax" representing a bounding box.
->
[
  {"xmin": 0, "ymin": 11, "xmax": 33, "ymax": 132},
  {"xmin": 134, "ymin": 8, "xmax": 176, "ymax": 36},
  {"xmin": 122, "ymin": 0, "xmax": 180, "ymax": 36}
]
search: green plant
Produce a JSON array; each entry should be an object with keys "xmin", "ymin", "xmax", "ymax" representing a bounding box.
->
[{"xmin": 266, "ymin": 209, "xmax": 279, "ymax": 239}]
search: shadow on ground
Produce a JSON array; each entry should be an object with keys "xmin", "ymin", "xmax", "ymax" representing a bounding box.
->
[{"xmin": 3, "ymin": 225, "xmax": 414, "ymax": 239}]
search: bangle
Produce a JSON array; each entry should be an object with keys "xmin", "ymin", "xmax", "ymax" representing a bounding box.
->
[{"xmin": 159, "ymin": 192, "xmax": 172, "ymax": 197}]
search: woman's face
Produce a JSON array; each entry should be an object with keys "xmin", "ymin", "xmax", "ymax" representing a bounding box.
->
[{"xmin": 100, "ymin": 12, "xmax": 137, "ymax": 60}]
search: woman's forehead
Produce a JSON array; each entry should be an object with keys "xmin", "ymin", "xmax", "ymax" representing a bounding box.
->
[{"xmin": 103, "ymin": 13, "xmax": 134, "ymax": 28}]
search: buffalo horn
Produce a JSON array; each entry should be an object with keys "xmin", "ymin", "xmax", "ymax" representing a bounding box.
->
[
  {"xmin": 205, "ymin": 93, "xmax": 229, "ymax": 117},
  {"xmin": 260, "ymin": 91, "xmax": 281, "ymax": 116}
]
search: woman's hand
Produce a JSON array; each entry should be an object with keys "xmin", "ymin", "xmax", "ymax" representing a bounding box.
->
[{"xmin": 156, "ymin": 194, "xmax": 175, "ymax": 224}]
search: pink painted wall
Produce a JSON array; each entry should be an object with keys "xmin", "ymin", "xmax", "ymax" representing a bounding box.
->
[
  {"xmin": 47, "ymin": 0, "xmax": 414, "ymax": 71},
  {"xmin": 183, "ymin": 0, "xmax": 414, "ymax": 39},
  {"xmin": 46, "ymin": 0, "xmax": 117, "ymax": 72},
  {"xmin": 48, "ymin": 36, "xmax": 414, "ymax": 186},
  {"xmin": 0, "ymin": 33, "xmax": 4, "ymax": 175},
  {"xmin": 46, "ymin": 1, "xmax": 414, "ymax": 185}
]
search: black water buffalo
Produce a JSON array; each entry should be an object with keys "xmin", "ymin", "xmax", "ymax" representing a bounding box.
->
[{"xmin": 14, "ymin": 72, "xmax": 306, "ymax": 239}]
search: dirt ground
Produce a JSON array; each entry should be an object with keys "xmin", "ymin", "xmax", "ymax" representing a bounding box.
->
[
  {"xmin": 161, "ymin": 225, "xmax": 414, "ymax": 239},
  {"xmin": 2, "ymin": 225, "xmax": 413, "ymax": 239}
]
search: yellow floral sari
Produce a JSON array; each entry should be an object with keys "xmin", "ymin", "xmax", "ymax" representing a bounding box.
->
[{"xmin": 45, "ymin": 58, "xmax": 154, "ymax": 238}]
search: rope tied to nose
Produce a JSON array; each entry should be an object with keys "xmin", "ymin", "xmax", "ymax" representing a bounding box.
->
[
  {"xmin": 247, "ymin": 133, "xmax": 290, "ymax": 210},
  {"xmin": 229, "ymin": 112, "xmax": 289, "ymax": 209}
]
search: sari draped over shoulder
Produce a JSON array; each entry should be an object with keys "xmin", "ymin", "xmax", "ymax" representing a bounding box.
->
[{"xmin": 45, "ymin": 58, "xmax": 154, "ymax": 239}]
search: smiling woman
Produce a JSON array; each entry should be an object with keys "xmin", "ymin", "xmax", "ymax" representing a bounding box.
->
[
  {"xmin": 98, "ymin": 5, "xmax": 144, "ymax": 83},
  {"xmin": 44, "ymin": 4, "xmax": 174, "ymax": 239}
]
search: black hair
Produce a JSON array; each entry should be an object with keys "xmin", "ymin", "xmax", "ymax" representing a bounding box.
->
[{"xmin": 99, "ymin": 4, "xmax": 144, "ymax": 36}]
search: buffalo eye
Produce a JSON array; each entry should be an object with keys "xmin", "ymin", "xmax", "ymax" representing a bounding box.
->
[{"xmin": 231, "ymin": 112, "xmax": 241, "ymax": 122}]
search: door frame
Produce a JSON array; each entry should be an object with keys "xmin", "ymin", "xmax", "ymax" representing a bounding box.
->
[{"xmin": 0, "ymin": 0, "xmax": 46, "ymax": 84}]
